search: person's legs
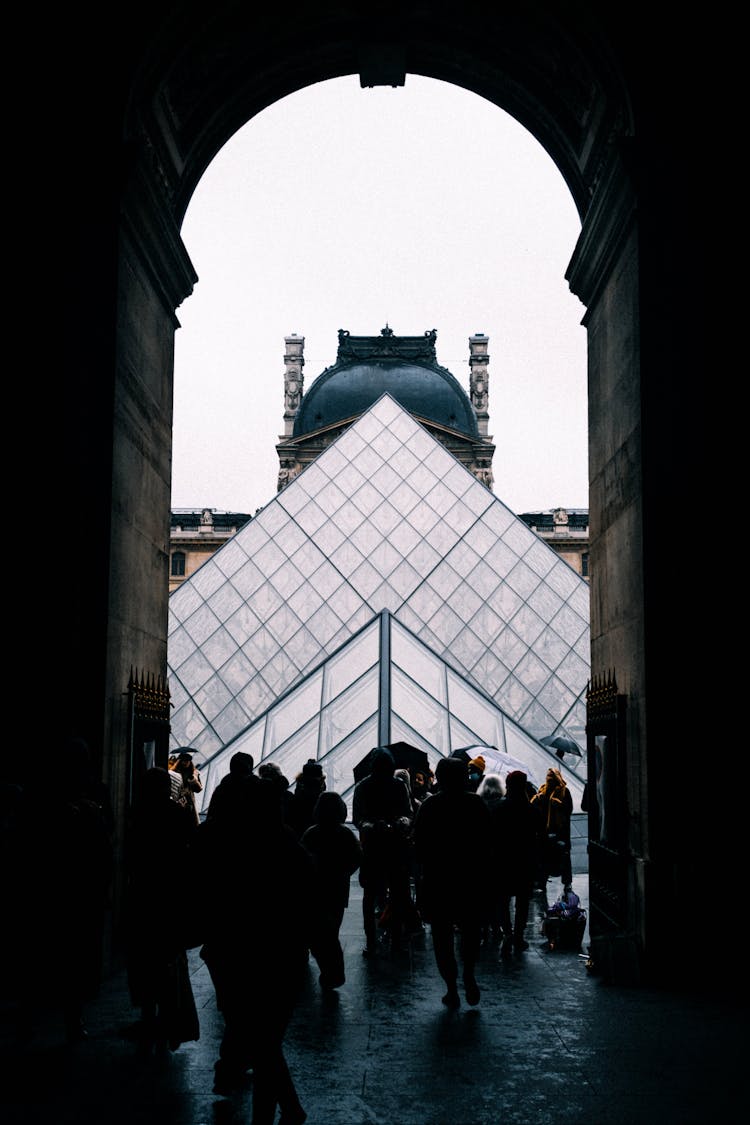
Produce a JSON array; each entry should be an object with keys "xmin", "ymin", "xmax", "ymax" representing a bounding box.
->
[
  {"xmin": 513, "ymin": 891, "xmax": 531, "ymax": 951},
  {"xmin": 249, "ymin": 997, "xmax": 305, "ymax": 1125},
  {"xmin": 561, "ymin": 848, "xmax": 573, "ymax": 890},
  {"xmin": 207, "ymin": 958, "xmax": 254, "ymax": 1095},
  {"xmin": 362, "ymin": 885, "xmax": 378, "ymax": 953},
  {"xmin": 499, "ymin": 893, "xmax": 513, "ymax": 956},
  {"xmin": 431, "ymin": 920, "xmax": 460, "ymax": 1007},
  {"xmin": 387, "ymin": 863, "xmax": 412, "ymax": 951},
  {"xmin": 214, "ymin": 995, "xmax": 255, "ymax": 1094},
  {"xmin": 312, "ymin": 907, "xmax": 345, "ymax": 989},
  {"xmin": 364, "ymin": 863, "xmax": 390, "ymax": 953},
  {"xmin": 459, "ymin": 921, "xmax": 481, "ymax": 1005},
  {"xmin": 498, "ymin": 893, "xmax": 512, "ymax": 940},
  {"xmin": 252, "ymin": 1041, "xmax": 305, "ymax": 1125}
]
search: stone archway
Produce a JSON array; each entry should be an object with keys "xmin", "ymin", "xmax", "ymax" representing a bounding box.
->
[{"xmin": 24, "ymin": 4, "xmax": 711, "ymax": 987}]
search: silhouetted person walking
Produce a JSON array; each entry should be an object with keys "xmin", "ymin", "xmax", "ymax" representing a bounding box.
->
[
  {"xmin": 198, "ymin": 773, "xmax": 312, "ymax": 1124},
  {"xmin": 352, "ymin": 747, "xmax": 413, "ymax": 954},
  {"xmin": 413, "ymin": 756, "xmax": 491, "ymax": 1008},
  {"xmin": 301, "ymin": 791, "xmax": 362, "ymax": 991}
]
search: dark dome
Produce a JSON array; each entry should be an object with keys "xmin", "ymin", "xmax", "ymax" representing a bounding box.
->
[{"xmin": 293, "ymin": 330, "xmax": 479, "ymax": 439}]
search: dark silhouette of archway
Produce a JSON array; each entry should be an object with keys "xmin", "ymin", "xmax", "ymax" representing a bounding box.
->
[{"xmin": 17, "ymin": 3, "xmax": 712, "ymax": 989}]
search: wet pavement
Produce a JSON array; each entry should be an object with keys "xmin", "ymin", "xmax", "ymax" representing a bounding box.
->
[{"xmin": 0, "ymin": 873, "xmax": 743, "ymax": 1125}]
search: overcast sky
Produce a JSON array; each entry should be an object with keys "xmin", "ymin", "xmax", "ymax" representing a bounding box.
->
[{"xmin": 172, "ymin": 75, "xmax": 588, "ymax": 517}]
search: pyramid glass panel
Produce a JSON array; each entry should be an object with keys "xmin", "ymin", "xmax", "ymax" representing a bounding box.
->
[
  {"xmin": 169, "ymin": 394, "xmax": 589, "ymax": 756},
  {"xmin": 321, "ymin": 720, "xmax": 381, "ymax": 807},
  {"xmin": 265, "ymin": 669, "xmax": 324, "ymax": 749},
  {"xmin": 391, "ymin": 666, "xmax": 451, "ymax": 755},
  {"xmin": 318, "ymin": 667, "xmax": 379, "ymax": 755}
]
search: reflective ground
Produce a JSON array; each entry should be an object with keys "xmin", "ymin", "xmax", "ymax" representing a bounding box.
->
[{"xmin": 0, "ymin": 874, "xmax": 743, "ymax": 1125}]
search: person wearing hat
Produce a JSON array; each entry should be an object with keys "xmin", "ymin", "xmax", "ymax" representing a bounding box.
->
[{"xmin": 467, "ymin": 755, "xmax": 486, "ymax": 793}]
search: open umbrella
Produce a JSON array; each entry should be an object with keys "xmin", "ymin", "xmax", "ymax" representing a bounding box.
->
[
  {"xmin": 451, "ymin": 744, "xmax": 538, "ymax": 785},
  {"xmin": 353, "ymin": 741, "xmax": 431, "ymax": 783},
  {"xmin": 540, "ymin": 735, "xmax": 583, "ymax": 757},
  {"xmin": 169, "ymin": 746, "xmax": 209, "ymax": 769}
]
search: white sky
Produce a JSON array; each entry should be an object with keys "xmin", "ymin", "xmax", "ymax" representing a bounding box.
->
[{"xmin": 172, "ymin": 75, "xmax": 588, "ymax": 517}]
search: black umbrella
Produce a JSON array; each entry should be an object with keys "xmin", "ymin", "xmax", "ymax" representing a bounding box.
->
[
  {"xmin": 353, "ymin": 741, "xmax": 431, "ymax": 783},
  {"xmin": 170, "ymin": 745, "xmax": 207, "ymax": 766},
  {"xmin": 541, "ymin": 735, "xmax": 583, "ymax": 757}
]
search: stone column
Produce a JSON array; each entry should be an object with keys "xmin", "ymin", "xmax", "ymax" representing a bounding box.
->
[
  {"xmin": 468, "ymin": 333, "xmax": 490, "ymax": 437},
  {"xmin": 283, "ymin": 333, "xmax": 305, "ymax": 437}
]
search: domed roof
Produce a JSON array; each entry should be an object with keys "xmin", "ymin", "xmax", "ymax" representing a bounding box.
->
[{"xmin": 292, "ymin": 328, "xmax": 479, "ymax": 439}]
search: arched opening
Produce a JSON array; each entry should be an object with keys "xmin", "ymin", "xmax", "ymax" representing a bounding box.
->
[
  {"xmin": 24, "ymin": 4, "xmax": 713, "ymax": 992},
  {"xmin": 168, "ymin": 74, "xmax": 591, "ymax": 874},
  {"xmin": 171, "ymin": 76, "xmax": 587, "ymax": 522}
]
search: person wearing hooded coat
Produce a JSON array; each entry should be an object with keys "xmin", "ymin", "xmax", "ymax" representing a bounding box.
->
[
  {"xmin": 352, "ymin": 747, "xmax": 413, "ymax": 955},
  {"xmin": 531, "ymin": 766, "xmax": 574, "ymax": 891},
  {"xmin": 413, "ymin": 756, "xmax": 492, "ymax": 1009}
]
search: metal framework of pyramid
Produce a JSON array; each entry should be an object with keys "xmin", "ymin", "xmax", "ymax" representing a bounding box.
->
[
  {"xmin": 193, "ymin": 609, "xmax": 585, "ymax": 815},
  {"xmin": 168, "ymin": 393, "xmax": 589, "ymax": 781}
]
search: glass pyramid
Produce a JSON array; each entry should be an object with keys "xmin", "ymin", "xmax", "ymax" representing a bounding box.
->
[
  {"xmin": 194, "ymin": 610, "xmax": 585, "ymax": 817},
  {"xmin": 168, "ymin": 393, "xmax": 589, "ymax": 772}
]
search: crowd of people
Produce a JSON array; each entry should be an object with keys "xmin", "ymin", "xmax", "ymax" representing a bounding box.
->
[{"xmin": 2, "ymin": 739, "xmax": 578, "ymax": 1125}]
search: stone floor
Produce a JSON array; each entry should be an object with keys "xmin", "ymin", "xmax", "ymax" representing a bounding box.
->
[{"xmin": 0, "ymin": 874, "xmax": 743, "ymax": 1125}]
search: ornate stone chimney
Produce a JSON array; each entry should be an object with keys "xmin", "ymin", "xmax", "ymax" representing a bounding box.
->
[
  {"xmin": 468, "ymin": 333, "xmax": 490, "ymax": 438},
  {"xmin": 282, "ymin": 334, "xmax": 305, "ymax": 438}
]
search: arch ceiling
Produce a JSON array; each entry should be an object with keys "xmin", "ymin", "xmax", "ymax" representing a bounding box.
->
[{"xmin": 129, "ymin": 2, "xmax": 632, "ymax": 227}]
